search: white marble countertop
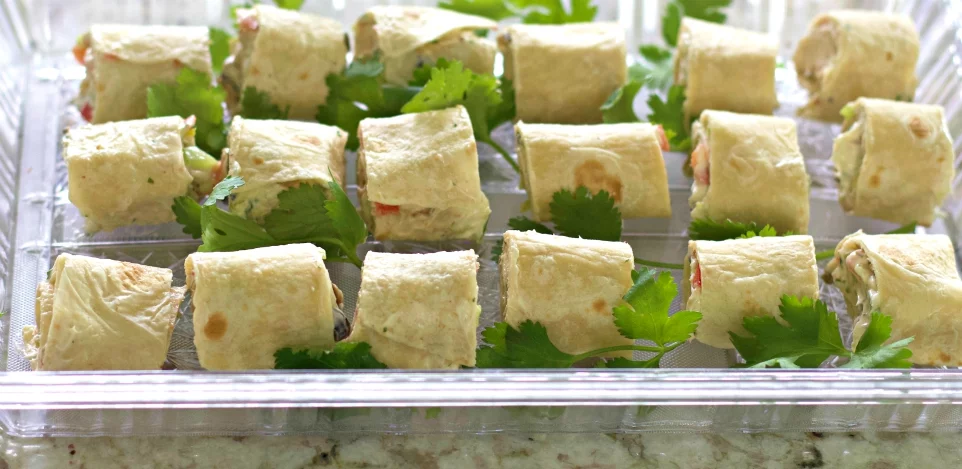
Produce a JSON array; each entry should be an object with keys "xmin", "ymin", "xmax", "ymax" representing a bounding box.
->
[{"xmin": 2, "ymin": 432, "xmax": 960, "ymax": 468}]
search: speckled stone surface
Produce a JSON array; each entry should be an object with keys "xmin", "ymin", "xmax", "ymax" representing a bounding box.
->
[{"xmin": 2, "ymin": 432, "xmax": 961, "ymax": 468}]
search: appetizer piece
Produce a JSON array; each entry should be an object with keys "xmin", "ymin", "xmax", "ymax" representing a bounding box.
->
[
  {"xmin": 689, "ymin": 111, "xmax": 810, "ymax": 234},
  {"xmin": 73, "ymin": 25, "xmax": 212, "ymax": 123},
  {"xmin": 516, "ymin": 122, "xmax": 671, "ymax": 222},
  {"xmin": 186, "ymin": 244, "xmax": 341, "ymax": 370},
  {"xmin": 223, "ymin": 5, "xmax": 347, "ymax": 120},
  {"xmin": 499, "ymin": 23, "xmax": 626, "ymax": 124},
  {"xmin": 346, "ymin": 250, "xmax": 480, "ymax": 369},
  {"xmin": 500, "ymin": 230, "xmax": 634, "ymax": 357},
  {"xmin": 673, "ymin": 18, "xmax": 778, "ymax": 123},
  {"xmin": 354, "ymin": 6, "xmax": 497, "ymax": 86},
  {"xmin": 683, "ymin": 235, "xmax": 819, "ymax": 349},
  {"xmin": 22, "ymin": 254, "xmax": 184, "ymax": 371},
  {"xmin": 357, "ymin": 105, "xmax": 490, "ymax": 241},
  {"xmin": 793, "ymin": 11, "xmax": 919, "ymax": 122},
  {"xmin": 825, "ymin": 232, "xmax": 962, "ymax": 366},
  {"xmin": 225, "ymin": 117, "xmax": 348, "ymax": 222},
  {"xmin": 64, "ymin": 116, "xmax": 221, "ymax": 233},
  {"xmin": 832, "ymin": 98, "xmax": 953, "ymax": 226}
]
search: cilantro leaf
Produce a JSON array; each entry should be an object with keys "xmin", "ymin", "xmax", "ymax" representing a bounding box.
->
[
  {"xmin": 172, "ymin": 197, "xmax": 202, "ymax": 238},
  {"xmin": 476, "ymin": 320, "xmax": 581, "ymax": 368},
  {"xmin": 273, "ymin": 0, "xmax": 305, "ymax": 10},
  {"xmin": 550, "ymin": 187, "xmax": 621, "ymax": 241},
  {"xmin": 439, "ymin": 0, "xmax": 516, "ymax": 21},
  {"xmin": 601, "ymin": 64, "xmax": 645, "ymax": 123},
  {"xmin": 198, "ymin": 203, "xmax": 275, "ymax": 253},
  {"xmin": 739, "ymin": 225, "xmax": 779, "ymax": 239},
  {"xmin": 487, "ymin": 78, "xmax": 516, "ymax": 132},
  {"xmin": 597, "ymin": 356, "xmax": 661, "ymax": 368},
  {"xmin": 209, "ymin": 27, "xmax": 232, "ymax": 75},
  {"xmin": 662, "ymin": 2, "xmax": 684, "ymax": 46},
  {"xmin": 490, "ymin": 215, "xmax": 554, "ymax": 262},
  {"xmin": 240, "ymin": 87, "xmax": 290, "ymax": 120},
  {"xmin": 324, "ymin": 178, "xmax": 368, "ymax": 266},
  {"xmin": 730, "ymin": 296, "xmax": 913, "ymax": 369},
  {"xmin": 274, "ymin": 343, "xmax": 387, "ymax": 369},
  {"xmin": 262, "ymin": 184, "xmax": 338, "ymax": 241},
  {"xmin": 647, "ymin": 85, "xmax": 690, "ymax": 151},
  {"xmin": 147, "ymin": 68, "xmax": 227, "ymax": 156},
  {"xmin": 663, "ymin": 0, "xmax": 731, "ymax": 46},
  {"xmin": 636, "ymin": 45, "xmax": 675, "ymax": 91},
  {"xmin": 401, "ymin": 60, "xmax": 519, "ymax": 172},
  {"xmin": 688, "ymin": 218, "xmax": 765, "ymax": 241},
  {"xmin": 516, "ymin": 0, "xmax": 598, "ymax": 24},
  {"xmin": 205, "ymin": 175, "xmax": 244, "ymax": 206}
]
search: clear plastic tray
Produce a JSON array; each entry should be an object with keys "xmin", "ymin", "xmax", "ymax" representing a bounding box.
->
[{"xmin": 1, "ymin": 0, "xmax": 962, "ymax": 437}]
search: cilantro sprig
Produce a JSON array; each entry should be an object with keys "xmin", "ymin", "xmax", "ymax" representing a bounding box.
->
[
  {"xmin": 439, "ymin": 0, "xmax": 598, "ymax": 24},
  {"xmin": 274, "ymin": 343, "xmax": 386, "ymax": 369},
  {"xmin": 477, "ymin": 267, "xmax": 702, "ymax": 368},
  {"xmin": 147, "ymin": 68, "xmax": 227, "ymax": 156},
  {"xmin": 401, "ymin": 59, "xmax": 519, "ymax": 173},
  {"xmin": 688, "ymin": 219, "xmax": 788, "ymax": 241},
  {"xmin": 209, "ymin": 27, "xmax": 232, "ymax": 74},
  {"xmin": 730, "ymin": 296, "xmax": 913, "ymax": 369},
  {"xmin": 172, "ymin": 176, "xmax": 367, "ymax": 267},
  {"xmin": 240, "ymin": 87, "xmax": 290, "ymax": 119}
]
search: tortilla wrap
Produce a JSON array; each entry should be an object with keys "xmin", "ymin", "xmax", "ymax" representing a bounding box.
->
[
  {"xmin": 683, "ymin": 235, "xmax": 819, "ymax": 349},
  {"xmin": 226, "ymin": 117, "xmax": 348, "ymax": 222},
  {"xmin": 832, "ymin": 98, "xmax": 953, "ymax": 226},
  {"xmin": 500, "ymin": 230, "xmax": 635, "ymax": 358},
  {"xmin": 346, "ymin": 250, "xmax": 480, "ymax": 369},
  {"xmin": 22, "ymin": 254, "xmax": 183, "ymax": 371},
  {"xmin": 793, "ymin": 10, "xmax": 919, "ymax": 122},
  {"xmin": 357, "ymin": 105, "xmax": 490, "ymax": 241},
  {"xmin": 186, "ymin": 244, "xmax": 338, "ymax": 370},
  {"xmin": 499, "ymin": 23, "xmax": 626, "ymax": 124},
  {"xmin": 64, "ymin": 116, "xmax": 195, "ymax": 233},
  {"xmin": 825, "ymin": 232, "xmax": 962, "ymax": 366},
  {"xmin": 689, "ymin": 110, "xmax": 810, "ymax": 235}
]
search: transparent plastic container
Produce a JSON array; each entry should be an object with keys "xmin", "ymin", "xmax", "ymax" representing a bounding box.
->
[{"xmin": 1, "ymin": 0, "xmax": 962, "ymax": 437}]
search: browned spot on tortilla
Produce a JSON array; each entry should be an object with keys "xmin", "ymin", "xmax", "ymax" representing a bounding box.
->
[
  {"xmin": 909, "ymin": 117, "xmax": 931, "ymax": 138},
  {"xmin": 592, "ymin": 299, "xmax": 607, "ymax": 314},
  {"xmin": 940, "ymin": 352, "xmax": 951, "ymax": 363},
  {"xmin": 298, "ymin": 71, "xmax": 309, "ymax": 80},
  {"xmin": 252, "ymin": 157, "xmax": 264, "ymax": 165},
  {"xmin": 885, "ymin": 51, "xmax": 893, "ymax": 61},
  {"xmin": 296, "ymin": 135, "xmax": 322, "ymax": 146},
  {"xmin": 574, "ymin": 160, "xmax": 622, "ymax": 202},
  {"xmin": 204, "ymin": 313, "xmax": 228, "ymax": 340},
  {"xmin": 96, "ymin": 83, "xmax": 105, "ymax": 93},
  {"xmin": 250, "ymin": 65, "xmax": 260, "ymax": 76},
  {"xmin": 119, "ymin": 263, "xmax": 146, "ymax": 287},
  {"xmin": 869, "ymin": 173, "xmax": 881, "ymax": 188}
]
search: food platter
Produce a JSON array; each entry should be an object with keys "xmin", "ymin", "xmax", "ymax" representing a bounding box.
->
[{"xmin": 1, "ymin": 0, "xmax": 962, "ymax": 437}]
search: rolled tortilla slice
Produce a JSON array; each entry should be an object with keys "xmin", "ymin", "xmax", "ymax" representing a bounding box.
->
[
  {"xmin": 224, "ymin": 5, "xmax": 347, "ymax": 120},
  {"xmin": 225, "ymin": 117, "xmax": 348, "ymax": 222},
  {"xmin": 64, "ymin": 116, "xmax": 204, "ymax": 233},
  {"xmin": 673, "ymin": 18, "xmax": 778, "ymax": 124},
  {"xmin": 793, "ymin": 10, "xmax": 919, "ymax": 122},
  {"xmin": 825, "ymin": 232, "xmax": 962, "ymax": 366},
  {"xmin": 346, "ymin": 250, "xmax": 480, "ymax": 369},
  {"xmin": 74, "ymin": 25, "xmax": 212, "ymax": 123},
  {"xmin": 683, "ymin": 235, "xmax": 819, "ymax": 349},
  {"xmin": 187, "ymin": 244, "xmax": 341, "ymax": 370},
  {"xmin": 357, "ymin": 105, "xmax": 490, "ymax": 241},
  {"xmin": 689, "ymin": 110, "xmax": 810, "ymax": 235},
  {"xmin": 500, "ymin": 230, "xmax": 635, "ymax": 358},
  {"xmin": 354, "ymin": 6, "xmax": 497, "ymax": 86},
  {"xmin": 499, "ymin": 23, "xmax": 626, "ymax": 124},
  {"xmin": 21, "ymin": 254, "xmax": 184, "ymax": 371},
  {"xmin": 515, "ymin": 122, "xmax": 671, "ymax": 222},
  {"xmin": 832, "ymin": 98, "xmax": 953, "ymax": 226}
]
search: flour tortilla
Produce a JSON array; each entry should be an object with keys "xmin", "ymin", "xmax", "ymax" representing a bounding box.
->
[
  {"xmin": 22, "ymin": 254, "xmax": 183, "ymax": 371},
  {"xmin": 186, "ymin": 244, "xmax": 338, "ymax": 370},
  {"xmin": 499, "ymin": 23, "xmax": 626, "ymax": 124},
  {"xmin": 832, "ymin": 98, "xmax": 952, "ymax": 226},
  {"xmin": 674, "ymin": 18, "xmax": 777, "ymax": 124},
  {"xmin": 356, "ymin": 105, "xmax": 490, "ymax": 241},
  {"xmin": 516, "ymin": 121, "xmax": 671, "ymax": 222},
  {"xmin": 63, "ymin": 116, "xmax": 194, "ymax": 233},
  {"xmin": 683, "ymin": 235, "xmax": 819, "ymax": 349},
  {"xmin": 87, "ymin": 25, "xmax": 211, "ymax": 123},
  {"xmin": 226, "ymin": 117, "xmax": 348, "ymax": 222},
  {"xmin": 793, "ymin": 10, "xmax": 919, "ymax": 122},
  {"xmin": 346, "ymin": 250, "xmax": 480, "ymax": 369},
  {"xmin": 500, "ymin": 230, "xmax": 635, "ymax": 358},
  {"xmin": 354, "ymin": 6, "xmax": 497, "ymax": 85},
  {"xmin": 689, "ymin": 110, "xmax": 810, "ymax": 234}
]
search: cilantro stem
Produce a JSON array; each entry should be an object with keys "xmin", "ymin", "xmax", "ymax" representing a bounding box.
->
[
  {"xmin": 572, "ymin": 344, "xmax": 665, "ymax": 361},
  {"xmin": 814, "ymin": 249, "xmax": 834, "ymax": 261},
  {"xmin": 634, "ymin": 257, "xmax": 683, "ymax": 270},
  {"xmin": 482, "ymin": 136, "xmax": 521, "ymax": 174}
]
